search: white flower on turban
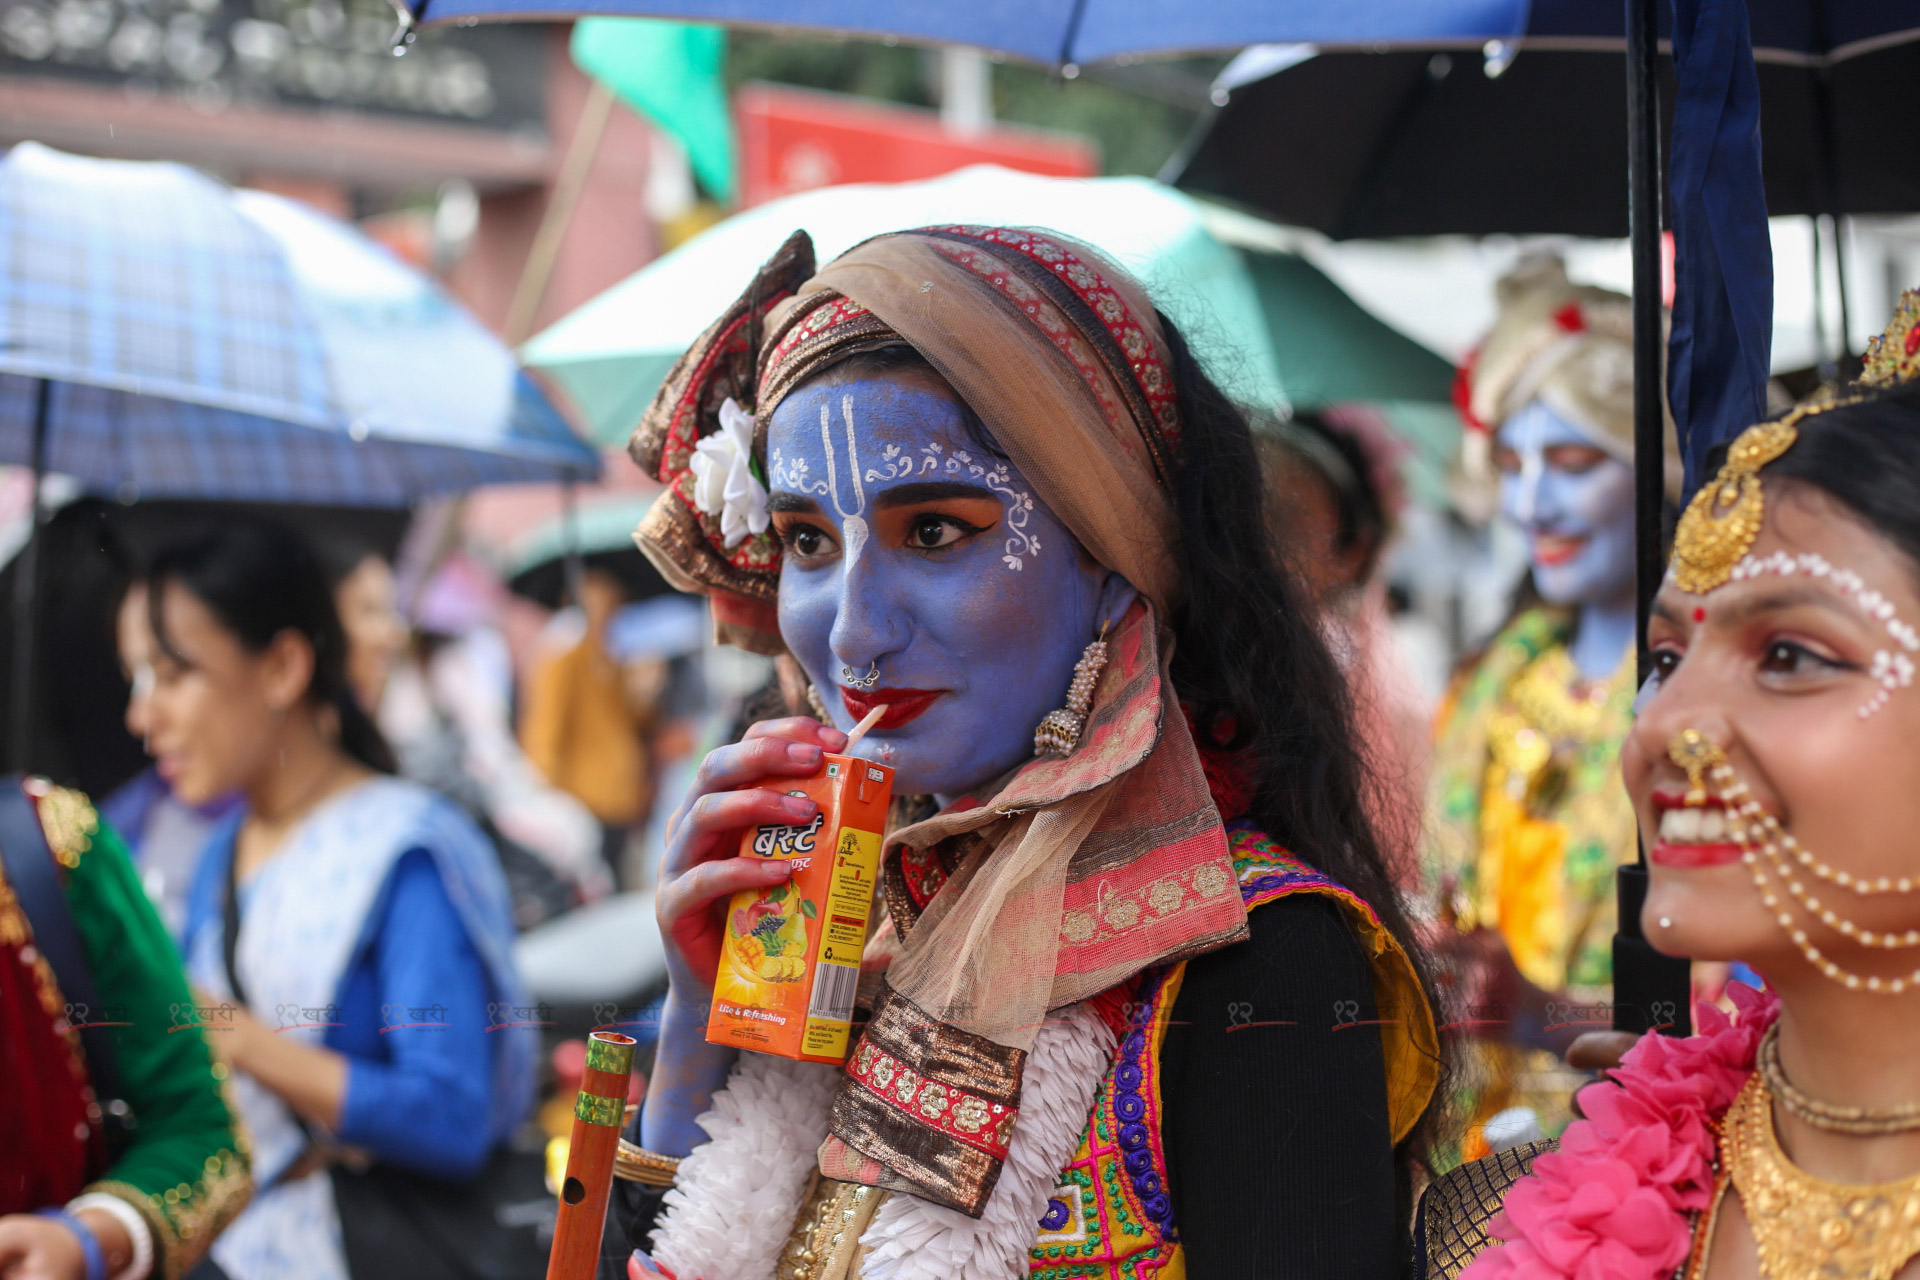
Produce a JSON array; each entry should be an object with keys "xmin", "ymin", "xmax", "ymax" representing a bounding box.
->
[{"xmin": 689, "ymin": 398, "xmax": 770, "ymax": 548}]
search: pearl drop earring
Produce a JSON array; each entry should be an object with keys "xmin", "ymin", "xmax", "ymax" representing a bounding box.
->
[{"xmin": 1035, "ymin": 620, "xmax": 1110, "ymax": 757}]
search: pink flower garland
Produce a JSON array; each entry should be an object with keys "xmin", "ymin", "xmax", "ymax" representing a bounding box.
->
[{"xmin": 1463, "ymin": 983, "xmax": 1778, "ymax": 1280}]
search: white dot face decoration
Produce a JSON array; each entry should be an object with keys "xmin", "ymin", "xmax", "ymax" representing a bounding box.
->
[{"xmin": 1728, "ymin": 550, "xmax": 1920, "ymax": 717}]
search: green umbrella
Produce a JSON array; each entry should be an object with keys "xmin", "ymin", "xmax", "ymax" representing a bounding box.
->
[
  {"xmin": 1233, "ymin": 247, "xmax": 1459, "ymax": 509},
  {"xmin": 523, "ymin": 165, "xmax": 1453, "ymax": 458}
]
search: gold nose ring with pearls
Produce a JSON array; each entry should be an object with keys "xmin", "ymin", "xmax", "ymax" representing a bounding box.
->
[{"xmin": 1668, "ymin": 728, "xmax": 1727, "ymax": 807}]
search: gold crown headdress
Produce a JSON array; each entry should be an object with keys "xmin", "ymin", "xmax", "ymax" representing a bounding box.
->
[{"xmin": 1668, "ymin": 286, "xmax": 1920, "ymax": 594}]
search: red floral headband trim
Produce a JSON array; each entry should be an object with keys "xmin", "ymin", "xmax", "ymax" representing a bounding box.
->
[{"xmin": 917, "ymin": 225, "xmax": 1181, "ymax": 485}]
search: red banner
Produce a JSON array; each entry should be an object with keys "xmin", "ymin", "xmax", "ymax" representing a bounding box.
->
[{"xmin": 737, "ymin": 83, "xmax": 1098, "ymax": 208}]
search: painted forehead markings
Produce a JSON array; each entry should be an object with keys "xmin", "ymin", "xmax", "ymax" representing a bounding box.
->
[
  {"xmin": 767, "ymin": 388, "xmax": 1044, "ymax": 573},
  {"xmin": 1727, "ymin": 550, "xmax": 1920, "ymax": 718},
  {"xmin": 863, "ymin": 440, "xmax": 1040, "ymax": 571}
]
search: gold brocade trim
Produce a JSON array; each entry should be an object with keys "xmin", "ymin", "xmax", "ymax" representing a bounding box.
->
[
  {"xmin": 778, "ymin": 1175, "xmax": 884, "ymax": 1280},
  {"xmin": 26, "ymin": 781, "xmax": 98, "ymax": 868},
  {"xmin": 1725, "ymin": 1073, "xmax": 1920, "ymax": 1280},
  {"xmin": 1416, "ymin": 1139, "xmax": 1556, "ymax": 1278},
  {"xmin": 91, "ymin": 1145, "xmax": 251, "ymax": 1280}
]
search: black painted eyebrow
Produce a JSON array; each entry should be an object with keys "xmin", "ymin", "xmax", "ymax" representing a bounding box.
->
[
  {"xmin": 872, "ymin": 481, "xmax": 998, "ymax": 510},
  {"xmin": 767, "ymin": 493, "xmax": 822, "ymax": 514}
]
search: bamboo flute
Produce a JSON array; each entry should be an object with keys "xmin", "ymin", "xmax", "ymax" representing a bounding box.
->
[{"xmin": 545, "ymin": 1031, "xmax": 636, "ymax": 1280}]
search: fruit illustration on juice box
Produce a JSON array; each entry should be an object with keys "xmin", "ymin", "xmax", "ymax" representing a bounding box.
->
[
  {"xmin": 707, "ymin": 755, "xmax": 894, "ymax": 1064},
  {"xmin": 716, "ymin": 797, "xmax": 820, "ymax": 997}
]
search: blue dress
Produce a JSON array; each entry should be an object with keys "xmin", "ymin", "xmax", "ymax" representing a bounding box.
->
[{"xmin": 181, "ymin": 777, "xmax": 536, "ymax": 1280}]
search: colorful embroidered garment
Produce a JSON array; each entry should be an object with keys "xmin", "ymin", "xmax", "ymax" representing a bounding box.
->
[
  {"xmin": 1029, "ymin": 824, "xmax": 1440, "ymax": 1280},
  {"xmin": 1424, "ymin": 607, "xmax": 1637, "ymax": 1164},
  {"xmin": 0, "ymin": 781, "xmax": 250, "ymax": 1278}
]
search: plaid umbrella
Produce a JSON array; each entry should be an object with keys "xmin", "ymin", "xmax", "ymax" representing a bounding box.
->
[
  {"xmin": 0, "ymin": 143, "xmax": 600, "ymax": 766},
  {"xmin": 0, "ymin": 143, "xmax": 600, "ymax": 504}
]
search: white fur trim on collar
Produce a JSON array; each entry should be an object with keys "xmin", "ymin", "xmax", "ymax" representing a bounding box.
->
[
  {"xmin": 649, "ymin": 1053, "xmax": 840, "ymax": 1280},
  {"xmin": 649, "ymin": 1004, "xmax": 1115, "ymax": 1280}
]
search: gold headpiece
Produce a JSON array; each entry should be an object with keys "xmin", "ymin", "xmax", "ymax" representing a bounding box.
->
[
  {"xmin": 1861, "ymin": 286, "xmax": 1920, "ymax": 389},
  {"xmin": 1668, "ymin": 419, "xmax": 1800, "ymax": 593},
  {"xmin": 1669, "ymin": 284, "xmax": 1920, "ymax": 595}
]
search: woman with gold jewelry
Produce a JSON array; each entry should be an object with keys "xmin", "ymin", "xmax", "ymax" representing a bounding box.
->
[{"xmin": 1430, "ymin": 289, "xmax": 1920, "ymax": 1280}]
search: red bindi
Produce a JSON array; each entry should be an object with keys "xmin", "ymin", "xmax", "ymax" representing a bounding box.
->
[{"xmin": 1693, "ymin": 607, "xmax": 1707, "ymax": 623}]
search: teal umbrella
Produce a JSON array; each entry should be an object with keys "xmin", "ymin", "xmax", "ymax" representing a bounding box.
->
[
  {"xmin": 522, "ymin": 165, "xmax": 1454, "ymax": 450},
  {"xmin": 1235, "ymin": 248, "xmax": 1458, "ymax": 509}
]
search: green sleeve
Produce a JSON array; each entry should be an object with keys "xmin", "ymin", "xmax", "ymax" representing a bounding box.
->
[{"xmin": 57, "ymin": 795, "xmax": 252, "ymax": 1280}]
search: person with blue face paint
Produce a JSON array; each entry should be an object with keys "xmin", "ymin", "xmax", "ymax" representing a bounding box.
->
[
  {"xmin": 595, "ymin": 228, "xmax": 1442, "ymax": 1280},
  {"xmin": 1424, "ymin": 258, "xmax": 1678, "ymax": 1168}
]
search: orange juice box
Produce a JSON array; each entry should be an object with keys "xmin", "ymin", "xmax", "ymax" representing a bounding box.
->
[{"xmin": 706, "ymin": 754, "xmax": 894, "ymax": 1063}]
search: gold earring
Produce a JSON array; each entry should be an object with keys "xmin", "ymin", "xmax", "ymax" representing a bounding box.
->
[{"xmin": 1035, "ymin": 621, "xmax": 1110, "ymax": 758}]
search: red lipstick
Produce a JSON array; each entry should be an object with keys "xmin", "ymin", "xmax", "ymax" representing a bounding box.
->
[
  {"xmin": 1649, "ymin": 841, "xmax": 1745, "ymax": 869},
  {"xmin": 841, "ymin": 686, "xmax": 942, "ymax": 731}
]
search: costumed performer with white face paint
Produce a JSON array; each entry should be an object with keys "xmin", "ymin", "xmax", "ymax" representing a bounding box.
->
[
  {"xmin": 1423, "ymin": 258, "xmax": 1679, "ymax": 1166},
  {"xmin": 599, "ymin": 227, "xmax": 1442, "ymax": 1280},
  {"xmin": 1421, "ymin": 287, "xmax": 1920, "ymax": 1280}
]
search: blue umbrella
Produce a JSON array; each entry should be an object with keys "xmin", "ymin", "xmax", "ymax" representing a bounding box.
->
[
  {"xmin": 0, "ymin": 144, "xmax": 600, "ymax": 504},
  {"xmin": 399, "ymin": 0, "xmax": 1535, "ymax": 64},
  {"xmin": 1, "ymin": 143, "xmax": 601, "ymax": 764},
  {"xmin": 396, "ymin": 0, "xmax": 1920, "ymax": 65}
]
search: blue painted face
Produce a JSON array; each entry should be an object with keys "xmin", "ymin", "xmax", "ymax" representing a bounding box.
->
[
  {"xmin": 1494, "ymin": 399, "xmax": 1637, "ymax": 608},
  {"xmin": 767, "ymin": 369, "xmax": 1135, "ymax": 798}
]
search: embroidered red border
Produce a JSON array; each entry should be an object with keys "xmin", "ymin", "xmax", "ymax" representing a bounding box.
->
[
  {"xmin": 918, "ymin": 225, "xmax": 1181, "ymax": 452},
  {"xmin": 846, "ymin": 1038, "xmax": 1018, "ymax": 1161}
]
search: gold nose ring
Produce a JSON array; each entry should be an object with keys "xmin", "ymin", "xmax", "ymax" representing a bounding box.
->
[{"xmin": 1667, "ymin": 728, "xmax": 1727, "ymax": 807}]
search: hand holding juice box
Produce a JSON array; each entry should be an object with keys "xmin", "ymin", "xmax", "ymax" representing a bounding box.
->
[{"xmin": 706, "ymin": 745, "xmax": 894, "ymax": 1064}]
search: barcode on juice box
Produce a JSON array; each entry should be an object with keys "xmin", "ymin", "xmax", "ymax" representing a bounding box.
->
[{"xmin": 809, "ymin": 961, "xmax": 859, "ymax": 1023}]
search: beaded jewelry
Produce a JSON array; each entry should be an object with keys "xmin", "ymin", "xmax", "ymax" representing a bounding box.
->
[
  {"xmin": 1667, "ymin": 730, "xmax": 1920, "ymax": 993},
  {"xmin": 1034, "ymin": 621, "xmax": 1110, "ymax": 757},
  {"xmin": 1758, "ymin": 1023, "xmax": 1920, "ymax": 1135}
]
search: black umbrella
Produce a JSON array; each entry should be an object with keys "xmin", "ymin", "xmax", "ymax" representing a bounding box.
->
[{"xmin": 1173, "ymin": 41, "xmax": 1920, "ymax": 239}]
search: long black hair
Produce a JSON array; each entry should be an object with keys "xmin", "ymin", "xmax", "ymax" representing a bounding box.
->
[
  {"xmin": 1159, "ymin": 318, "xmax": 1443, "ymax": 1212},
  {"xmin": 144, "ymin": 521, "xmax": 396, "ymax": 775},
  {"xmin": 1760, "ymin": 382, "xmax": 1920, "ymax": 562},
  {"xmin": 817, "ymin": 327, "xmax": 1443, "ymax": 1212}
]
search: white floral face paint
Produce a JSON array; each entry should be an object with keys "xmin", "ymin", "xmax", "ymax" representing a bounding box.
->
[
  {"xmin": 863, "ymin": 440, "xmax": 1041, "ymax": 571},
  {"xmin": 1729, "ymin": 550, "xmax": 1920, "ymax": 717},
  {"xmin": 766, "ymin": 377, "xmax": 1116, "ymax": 796}
]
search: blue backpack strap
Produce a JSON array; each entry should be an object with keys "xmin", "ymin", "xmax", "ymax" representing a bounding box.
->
[{"xmin": 0, "ymin": 776, "xmax": 126, "ymax": 1122}]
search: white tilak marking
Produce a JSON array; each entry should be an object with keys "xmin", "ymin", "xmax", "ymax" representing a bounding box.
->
[{"xmin": 822, "ymin": 396, "xmax": 871, "ymax": 572}]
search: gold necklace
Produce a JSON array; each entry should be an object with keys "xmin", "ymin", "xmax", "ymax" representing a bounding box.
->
[
  {"xmin": 1724, "ymin": 1073, "xmax": 1920, "ymax": 1280},
  {"xmin": 1758, "ymin": 1025, "xmax": 1920, "ymax": 1136}
]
